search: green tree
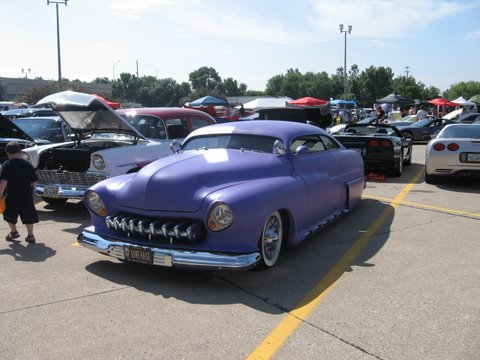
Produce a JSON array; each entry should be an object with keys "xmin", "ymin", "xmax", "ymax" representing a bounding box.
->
[
  {"xmin": 112, "ymin": 73, "xmax": 141, "ymax": 102},
  {"xmin": 222, "ymin": 77, "xmax": 247, "ymax": 96},
  {"xmin": 358, "ymin": 66, "xmax": 394, "ymax": 106},
  {"xmin": 189, "ymin": 67, "xmax": 222, "ymax": 92},
  {"xmin": 92, "ymin": 77, "xmax": 111, "ymax": 84},
  {"xmin": 444, "ymin": 81, "xmax": 480, "ymax": 100}
]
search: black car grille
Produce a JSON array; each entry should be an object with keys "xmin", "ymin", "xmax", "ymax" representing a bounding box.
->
[{"xmin": 106, "ymin": 214, "xmax": 205, "ymax": 244}]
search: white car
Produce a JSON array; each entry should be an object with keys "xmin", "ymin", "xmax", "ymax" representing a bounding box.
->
[
  {"xmin": 425, "ymin": 124, "xmax": 480, "ymax": 184},
  {"xmin": 23, "ymin": 91, "xmax": 216, "ymax": 205}
]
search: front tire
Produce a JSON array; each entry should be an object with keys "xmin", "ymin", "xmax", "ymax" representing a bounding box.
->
[{"xmin": 257, "ymin": 211, "xmax": 283, "ymax": 269}]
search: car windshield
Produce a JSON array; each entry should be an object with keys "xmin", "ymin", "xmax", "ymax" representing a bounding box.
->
[
  {"xmin": 12, "ymin": 118, "xmax": 68, "ymax": 143},
  {"xmin": 183, "ymin": 134, "xmax": 279, "ymax": 153},
  {"xmin": 440, "ymin": 126, "xmax": 480, "ymax": 139},
  {"xmin": 409, "ymin": 119, "xmax": 432, "ymax": 128},
  {"xmin": 345, "ymin": 125, "xmax": 396, "ymax": 136},
  {"xmin": 120, "ymin": 114, "xmax": 167, "ymax": 140}
]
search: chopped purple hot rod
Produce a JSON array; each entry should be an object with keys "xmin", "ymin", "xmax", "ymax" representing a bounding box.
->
[{"xmin": 78, "ymin": 120, "xmax": 365, "ymax": 270}]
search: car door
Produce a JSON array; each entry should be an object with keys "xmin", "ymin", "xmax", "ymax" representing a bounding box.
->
[{"xmin": 290, "ymin": 134, "xmax": 343, "ymax": 226}]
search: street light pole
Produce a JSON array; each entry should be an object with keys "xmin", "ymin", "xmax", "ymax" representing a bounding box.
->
[
  {"xmin": 47, "ymin": 0, "xmax": 69, "ymax": 90},
  {"xmin": 339, "ymin": 24, "xmax": 352, "ymax": 99},
  {"xmin": 113, "ymin": 60, "xmax": 120, "ymax": 80}
]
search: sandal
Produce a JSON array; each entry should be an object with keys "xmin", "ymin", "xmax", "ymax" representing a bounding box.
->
[
  {"xmin": 25, "ymin": 235, "xmax": 36, "ymax": 244},
  {"xmin": 6, "ymin": 231, "xmax": 20, "ymax": 242}
]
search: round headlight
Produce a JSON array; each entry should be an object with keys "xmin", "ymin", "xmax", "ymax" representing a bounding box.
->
[
  {"xmin": 208, "ymin": 203, "xmax": 233, "ymax": 231},
  {"xmin": 92, "ymin": 154, "xmax": 106, "ymax": 170},
  {"xmin": 85, "ymin": 191, "xmax": 107, "ymax": 216},
  {"xmin": 21, "ymin": 151, "xmax": 31, "ymax": 162}
]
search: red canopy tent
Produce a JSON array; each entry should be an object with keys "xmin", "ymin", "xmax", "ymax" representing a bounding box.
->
[
  {"xmin": 288, "ymin": 97, "xmax": 328, "ymax": 106},
  {"xmin": 428, "ymin": 98, "xmax": 458, "ymax": 107},
  {"xmin": 93, "ymin": 94, "xmax": 121, "ymax": 109}
]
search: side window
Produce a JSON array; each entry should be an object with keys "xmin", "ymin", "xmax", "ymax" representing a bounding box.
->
[
  {"xmin": 320, "ymin": 135, "xmax": 340, "ymax": 150},
  {"xmin": 290, "ymin": 135, "xmax": 325, "ymax": 153},
  {"xmin": 191, "ymin": 118, "xmax": 211, "ymax": 130}
]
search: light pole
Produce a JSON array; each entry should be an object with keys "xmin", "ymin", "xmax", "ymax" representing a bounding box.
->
[
  {"xmin": 21, "ymin": 68, "xmax": 31, "ymax": 79},
  {"xmin": 47, "ymin": 0, "xmax": 69, "ymax": 90},
  {"xmin": 113, "ymin": 60, "xmax": 120, "ymax": 80},
  {"xmin": 339, "ymin": 24, "xmax": 352, "ymax": 99}
]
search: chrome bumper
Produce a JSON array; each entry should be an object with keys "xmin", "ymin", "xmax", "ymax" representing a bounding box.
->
[
  {"xmin": 77, "ymin": 230, "xmax": 261, "ymax": 271},
  {"xmin": 35, "ymin": 185, "xmax": 87, "ymax": 199}
]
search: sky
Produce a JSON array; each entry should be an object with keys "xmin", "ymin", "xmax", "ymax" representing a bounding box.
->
[{"xmin": 3, "ymin": 0, "xmax": 480, "ymax": 93}]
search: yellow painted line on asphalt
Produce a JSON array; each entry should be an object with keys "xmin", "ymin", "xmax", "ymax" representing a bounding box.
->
[
  {"xmin": 71, "ymin": 242, "xmax": 80, "ymax": 247},
  {"xmin": 246, "ymin": 169, "xmax": 425, "ymax": 360},
  {"xmin": 362, "ymin": 194, "xmax": 480, "ymax": 219}
]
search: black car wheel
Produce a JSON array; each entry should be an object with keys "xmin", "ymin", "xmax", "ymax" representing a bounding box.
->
[
  {"xmin": 390, "ymin": 150, "xmax": 403, "ymax": 177},
  {"xmin": 401, "ymin": 131, "xmax": 414, "ymax": 141},
  {"xmin": 424, "ymin": 170, "xmax": 440, "ymax": 184},
  {"xmin": 257, "ymin": 211, "xmax": 283, "ymax": 269}
]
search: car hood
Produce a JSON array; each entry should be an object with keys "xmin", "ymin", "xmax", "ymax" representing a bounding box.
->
[
  {"xmin": 0, "ymin": 115, "xmax": 35, "ymax": 142},
  {"xmin": 35, "ymin": 91, "xmax": 145, "ymax": 139},
  {"xmin": 113, "ymin": 149, "xmax": 289, "ymax": 212}
]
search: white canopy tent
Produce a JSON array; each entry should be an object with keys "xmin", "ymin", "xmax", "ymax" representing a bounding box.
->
[
  {"xmin": 242, "ymin": 97, "xmax": 291, "ymax": 111},
  {"xmin": 452, "ymin": 96, "xmax": 475, "ymax": 106}
]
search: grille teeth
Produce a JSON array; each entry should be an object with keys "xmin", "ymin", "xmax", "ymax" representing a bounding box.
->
[{"xmin": 105, "ymin": 215, "xmax": 204, "ymax": 243}]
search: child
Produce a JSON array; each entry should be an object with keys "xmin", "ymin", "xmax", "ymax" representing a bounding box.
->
[{"xmin": 0, "ymin": 141, "xmax": 39, "ymax": 243}]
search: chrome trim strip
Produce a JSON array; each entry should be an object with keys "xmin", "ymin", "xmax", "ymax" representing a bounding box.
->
[{"xmin": 78, "ymin": 230, "xmax": 261, "ymax": 271}]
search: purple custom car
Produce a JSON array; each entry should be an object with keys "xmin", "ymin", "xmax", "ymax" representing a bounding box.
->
[{"xmin": 78, "ymin": 120, "xmax": 365, "ymax": 270}]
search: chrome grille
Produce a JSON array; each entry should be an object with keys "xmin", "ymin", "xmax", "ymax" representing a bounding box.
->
[
  {"xmin": 37, "ymin": 170, "xmax": 107, "ymax": 186},
  {"xmin": 106, "ymin": 214, "xmax": 205, "ymax": 244}
]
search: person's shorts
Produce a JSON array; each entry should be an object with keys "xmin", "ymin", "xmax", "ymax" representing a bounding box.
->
[{"xmin": 3, "ymin": 197, "xmax": 39, "ymax": 225}]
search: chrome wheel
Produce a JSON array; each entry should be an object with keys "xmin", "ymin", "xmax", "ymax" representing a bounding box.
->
[{"xmin": 260, "ymin": 211, "xmax": 283, "ymax": 268}]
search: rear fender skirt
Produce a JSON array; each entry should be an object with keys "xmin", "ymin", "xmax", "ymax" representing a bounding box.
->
[{"xmin": 346, "ymin": 176, "xmax": 365, "ymax": 210}]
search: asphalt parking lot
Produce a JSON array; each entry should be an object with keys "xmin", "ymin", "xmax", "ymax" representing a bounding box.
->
[{"xmin": 1, "ymin": 144, "xmax": 478, "ymax": 360}]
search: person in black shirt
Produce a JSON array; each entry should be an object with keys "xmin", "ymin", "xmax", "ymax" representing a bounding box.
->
[{"xmin": 0, "ymin": 141, "xmax": 39, "ymax": 243}]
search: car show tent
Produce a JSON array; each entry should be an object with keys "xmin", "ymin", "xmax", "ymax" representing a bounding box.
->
[
  {"xmin": 375, "ymin": 93, "xmax": 414, "ymax": 106},
  {"xmin": 288, "ymin": 97, "xmax": 328, "ymax": 106},
  {"xmin": 243, "ymin": 97, "xmax": 290, "ymax": 111},
  {"xmin": 188, "ymin": 96, "xmax": 229, "ymax": 107},
  {"xmin": 452, "ymin": 96, "xmax": 475, "ymax": 106}
]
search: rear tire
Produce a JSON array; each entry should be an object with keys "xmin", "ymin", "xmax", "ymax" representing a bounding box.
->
[
  {"xmin": 424, "ymin": 170, "xmax": 439, "ymax": 184},
  {"xmin": 390, "ymin": 150, "xmax": 403, "ymax": 177}
]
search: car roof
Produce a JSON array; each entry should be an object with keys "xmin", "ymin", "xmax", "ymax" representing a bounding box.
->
[{"xmin": 186, "ymin": 120, "xmax": 328, "ymax": 141}]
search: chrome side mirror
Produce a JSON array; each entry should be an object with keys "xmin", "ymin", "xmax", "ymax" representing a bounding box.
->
[
  {"xmin": 170, "ymin": 139, "xmax": 182, "ymax": 153},
  {"xmin": 273, "ymin": 140, "xmax": 286, "ymax": 155}
]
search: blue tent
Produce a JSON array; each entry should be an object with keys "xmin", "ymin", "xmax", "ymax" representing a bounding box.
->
[
  {"xmin": 189, "ymin": 96, "xmax": 229, "ymax": 107},
  {"xmin": 330, "ymin": 99, "xmax": 356, "ymax": 106}
]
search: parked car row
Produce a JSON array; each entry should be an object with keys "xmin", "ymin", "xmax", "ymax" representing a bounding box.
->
[{"xmin": 2, "ymin": 90, "xmax": 478, "ymax": 271}]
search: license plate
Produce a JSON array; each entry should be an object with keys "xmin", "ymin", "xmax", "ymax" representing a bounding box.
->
[
  {"xmin": 467, "ymin": 153, "xmax": 480, "ymax": 162},
  {"xmin": 123, "ymin": 246, "xmax": 153, "ymax": 265},
  {"xmin": 44, "ymin": 185, "xmax": 59, "ymax": 197}
]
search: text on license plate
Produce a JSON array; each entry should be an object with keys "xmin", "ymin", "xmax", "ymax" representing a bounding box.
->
[
  {"xmin": 123, "ymin": 246, "xmax": 153, "ymax": 265},
  {"xmin": 44, "ymin": 185, "xmax": 59, "ymax": 197},
  {"xmin": 466, "ymin": 153, "xmax": 480, "ymax": 162}
]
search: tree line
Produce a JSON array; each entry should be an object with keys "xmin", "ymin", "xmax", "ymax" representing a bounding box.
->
[{"xmin": 21, "ymin": 65, "xmax": 480, "ymax": 108}]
